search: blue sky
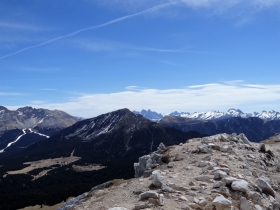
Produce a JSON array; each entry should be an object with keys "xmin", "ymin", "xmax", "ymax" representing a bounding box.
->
[{"xmin": 1, "ymin": 0, "xmax": 280, "ymax": 117}]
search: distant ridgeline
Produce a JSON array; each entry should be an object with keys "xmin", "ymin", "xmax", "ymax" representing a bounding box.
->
[
  {"xmin": 134, "ymin": 108, "xmax": 280, "ymax": 142},
  {"xmin": 133, "ymin": 108, "xmax": 280, "ymax": 121}
]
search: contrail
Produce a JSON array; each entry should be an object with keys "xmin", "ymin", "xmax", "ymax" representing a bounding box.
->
[{"xmin": 0, "ymin": 2, "xmax": 175, "ymax": 60}]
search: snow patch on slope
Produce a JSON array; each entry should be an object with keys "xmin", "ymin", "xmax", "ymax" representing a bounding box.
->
[{"xmin": 0, "ymin": 128, "xmax": 49, "ymax": 153}]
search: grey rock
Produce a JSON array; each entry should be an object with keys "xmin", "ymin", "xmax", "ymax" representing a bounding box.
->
[
  {"xmin": 179, "ymin": 195, "xmax": 188, "ymax": 201},
  {"xmin": 254, "ymin": 204, "xmax": 263, "ymax": 210},
  {"xmin": 195, "ymin": 175, "xmax": 211, "ymax": 182},
  {"xmin": 238, "ymin": 133, "xmax": 251, "ymax": 145},
  {"xmin": 181, "ymin": 204, "xmax": 190, "ymax": 210},
  {"xmin": 134, "ymin": 144, "xmax": 164, "ymax": 177},
  {"xmin": 222, "ymin": 176, "xmax": 238, "ymax": 185},
  {"xmin": 152, "ymin": 170, "xmax": 169, "ymax": 188},
  {"xmin": 161, "ymin": 184, "xmax": 175, "ymax": 193},
  {"xmin": 191, "ymin": 186, "xmax": 203, "ymax": 191},
  {"xmin": 109, "ymin": 208, "xmax": 128, "ymax": 210},
  {"xmin": 231, "ymin": 179, "xmax": 249, "ymax": 192},
  {"xmin": 167, "ymin": 161, "xmax": 175, "ymax": 168},
  {"xmin": 273, "ymin": 202, "xmax": 280, "ymax": 210},
  {"xmin": 174, "ymin": 154, "xmax": 187, "ymax": 161},
  {"xmin": 212, "ymin": 195, "xmax": 232, "ymax": 209},
  {"xmin": 240, "ymin": 163, "xmax": 249, "ymax": 169},
  {"xmin": 252, "ymin": 170, "xmax": 258, "ymax": 178},
  {"xmin": 198, "ymin": 161, "xmax": 208, "ymax": 167},
  {"xmin": 259, "ymin": 143, "xmax": 266, "ymax": 153},
  {"xmin": 143, "ymin": 170, "xmax": 152, "ymax": 178},
  {"xmin": 220, "ymin": 145, "xmax": 231, "ymax": 153},
  {"xmin": 199, "ymin": 199, "xmax": 207, "ymax": 206},
  {"xmin": 256, "ymin": 177, "xmax": 276, "ymax": 197},
  {"xmin": 272, "ymin": 184, "xmax": 279, "ymax": 191},
  {"xmin": 240, "ymin": 197, "xmax": 251, "ymax": 210},
  {"xmin": 134, "ymin": 155, "xmax": 151, "ymax": 178},
  {"xmin": 133, "ymin": 203, "xmax": 150, "ymax": 210},
  {"xmin": 259, "ymin": 160, "xmax": 266, "ymax": 167},
  {"xmin": 139, "ymin": 191, "xmax": 159, "ymax": 200},
  {"xmin": 213, "ymin": 181, "xmax": 226, "ymax": 188},
  {"xmin": 197, "ymin": 144, "xmax": 212, "ymax": 153},
  {"xmin": 202, "ymin": 156, "xmax": 211, "ymax": 161},
  {"xmin": 247, "ymin": 191, "xmax": 262, "ymax": 205},
  {"xmin": 240, "ymin": 169, "xmax": 253, "ymax": 176},
  {"xmin": 214, "ymin": 170, "xmax": 228, "ymax": 180}
]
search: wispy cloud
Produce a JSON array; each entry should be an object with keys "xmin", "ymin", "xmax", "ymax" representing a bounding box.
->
[
  {"xmin": 0, "ymin": 2, "xmax": 175, "ymax": 60},
  {"xmin": 39, "ymin": 88, "xmax": 58, "ymax": 91},
  {"xmin": 17, "ymin": 67, "xmax": 62, "ymax": 73},
  {"xmin": 0, "ymin": 92, "xmax": 23, "ymax": 96},
  {"xmin": 133, "ymin": 47, "xmax": 185, "ymax": 53},
  {"xmin": 15, "ymin": 81, "xmax": 280, "ymax": 118}
]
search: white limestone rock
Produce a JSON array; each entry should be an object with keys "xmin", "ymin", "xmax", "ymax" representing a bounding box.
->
[
  {"xmin": 257, "ymin": 177, "xmax": 276, "ymax": 197},
  {"xmin": 231, "ymin": 179, "xmax": 249, "ymax": 192},
  {"xmin": 212, "ymin": 195, "xmax": 232, "ymax": 210}
]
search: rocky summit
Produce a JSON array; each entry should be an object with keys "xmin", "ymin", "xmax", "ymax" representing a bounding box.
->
[{"xmin": 59, "ymin": 133, "xmax": 280, "ymax": 210}]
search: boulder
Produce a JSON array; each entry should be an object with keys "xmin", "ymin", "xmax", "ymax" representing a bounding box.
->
[
  {"xmin": 256, "ymin": 177, "xmax": 276, "ymax": 197},
  {"xmin": 152, "ymin": 170, "xmax": 169, "ymax": 188},
  {"xmin": 134, "ymin": 144, "xmax": 164, "ymax": 177},
  {"xmin": 212, "ymin": 195, "xmax": 232, "ymax": 210},
  {"xmin": 231, "ymin": 179, "xmax": 249, "ymax": 192}
]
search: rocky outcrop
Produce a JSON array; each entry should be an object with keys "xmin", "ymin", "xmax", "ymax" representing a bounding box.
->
[
  {"xmin": 59, "ymin": 133, "xmax": 280, "ymax": 210},
  {"xmin": 134, "ymin": 143, "xmax": 165, "ymax": 178}
]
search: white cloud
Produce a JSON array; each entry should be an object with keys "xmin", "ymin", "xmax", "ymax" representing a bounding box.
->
[
  {"xmin": 17, "ymin": 67, "xmax": 62, "ymax": 73},
  {"xmin": 12, "ymin": 81, "xmax": 280, "ymax": 118},
  {"xmin": 0, "ymin": 92, "xmax": 22, "ymax": 96}
]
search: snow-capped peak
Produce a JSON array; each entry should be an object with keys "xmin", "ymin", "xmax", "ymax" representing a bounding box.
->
[{"xmin": 134, "ymin": 109, "xmax": 280, "ymax": 121}]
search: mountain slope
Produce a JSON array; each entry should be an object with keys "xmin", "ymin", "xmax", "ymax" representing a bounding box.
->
[
  {"xmin": 0, "ymin": 108, "xmax": 204, "ymax": 210},
  {"xmin": 59, "ymin": 133, "xmax": 280, "ymax": 210},
  {"xmin": 0, "ymin": 106, "xmax": 78, "ymax": 157},
  {"xmin": 159, "ymin": 116, "xmax": 280, "ymax": 142}
]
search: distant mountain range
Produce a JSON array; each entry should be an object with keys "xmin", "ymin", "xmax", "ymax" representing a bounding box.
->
[
  {"xmin": 0, "ymin": 106, "xmax": 78, "ymax": 157},
  {"xmin": 159, "ymin": 115, "xmax": 280, "ymax": 142},
  {"xmin": 133, "ymin": 108, "xmax": 280, "ymax": 121}
]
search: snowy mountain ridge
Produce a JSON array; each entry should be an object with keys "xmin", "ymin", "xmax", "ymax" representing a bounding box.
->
[{"xmin": 134, "ymin": 108, "xmax": 280, "ymax": 121}]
